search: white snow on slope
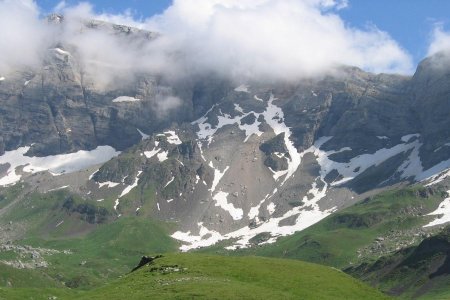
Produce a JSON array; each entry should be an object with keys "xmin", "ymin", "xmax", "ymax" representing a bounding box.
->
[
  {"xmin": 0, "ymin": 77, "xmax": 5, "ymax": 81},
  {"xmin": 234, "ymin": 84, "xmax": 249, "ymax": 93},
  {"xmin": 164, "ymin": 131, "xmax": 182, "ymax": 145},
  {"xmin": 164, "ymin": 176, "xmax": 175, "ymax": 188},
  {"xmin": 262, "ymin": 94, "xmax": 301, "ymax": 185},
  {"xmin": 173, "ymin": 132, "xmax": 435, "ymax": 251},
  {"xmin": 114, "ymin": 171, "xmax": 142, "ymax": 211},
  {"xmin": 0, "ymin": 146, "xmax": 119, "ymax": 187},
  {"xmin": 417, "ymin": 157, "xmax": 450, "ymax": 182},
  {"xmin": 144, "ymin": 148, "xmax": 160, "ymax": 159},
  {"xmin": 137, "ymin": 129, "xmax": 149, "ymax": 140},
  {"xmin": 172, "ymin": 222, "xmax": 225, "ymax": 250},
  {"xmin": 268, "ymin": 167, "xmax": 288, "ymax": 182},
  {"xmin": 313, "ymin": 135, "xmax": 423, "ymax": 186},
  {"xmin": 53, "ymin": 47, "xmax": 71, "ymax": 56},
  {"xmin": 267, "ymin": 202, "xmax": 276, "ymax": 215},
  {"xmin": 119, "ymin": 171, "xmax": 142, "ymax": 198},
  {"xmin": 112, "ymin": 96, "xmax": 141, "ymax": 103},
  {"xmin": 248, "ymin": 194, "xmax": 269, "ymax": 219},
  {"xmin": 47, "ymin": 186, "xmax": 69, "ymax": 192},
  {"xmin": 172, "ymin": 137, "xmax": 338, "ymax": 251},
  {"xmin": 98, "ymin": 181, "xmax": 120, "ymax": 188},
  {"xmin": 213, "ymin": 191, "xmax": 243, "ymax": 221},
  {"xmin": 157, "ymin": 151, "xmax": 169, "ymax": 162},
  {"xmin": 194, "ymin": 94, "xmax": 298, "ymax": 184},
  {"xmin": 192, "ymin": 104, "xmax": 263, "ymax": 145},
  {"xmin": 424, "ymin": 191, "xmax": 450, "ymax": 227},
  {"xmin": 176, "ymin": 86, "xmax": 450, "ymax": 251},
  {"xmin": 425, "ymin": 169, "xmax": 450, "ymax": 187},
  {"xmin": 209, "ymin": 162, "xmax": 229, "ymax": 193}
]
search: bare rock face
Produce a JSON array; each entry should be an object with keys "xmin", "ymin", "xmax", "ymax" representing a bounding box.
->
[
  {"xmin": 410, "ymin": 51, "xmax": 450, "ymax": 169},
  {"xmin": 2, "ymin": 18, "xmax": 450, "ymax": 251}
]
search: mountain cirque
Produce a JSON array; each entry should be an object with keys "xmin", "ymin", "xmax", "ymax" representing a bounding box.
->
[{"xmin": 1, "ymin": 19, "xmax": 450, "ymax": 252}]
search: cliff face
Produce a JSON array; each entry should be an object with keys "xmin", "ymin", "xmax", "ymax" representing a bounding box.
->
[{"xmin": 1, "ymin": 18, "xmax": 450, "ymax": 252}]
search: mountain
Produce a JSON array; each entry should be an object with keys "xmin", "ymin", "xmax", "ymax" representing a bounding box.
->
[
  {"xmin": 1, "ymin": 17, "xmax": 450, "ymax": 298},
  {"xmin": 0, "ymin": 254, "xmax": 389, "ymax": 299},
  {"xmin": 346, "ymin": 225, "xmax": 450, "ymax": 299}
]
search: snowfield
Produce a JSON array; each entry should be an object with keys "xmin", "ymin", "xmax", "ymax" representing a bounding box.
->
[{"xmin": 0, "ymin": 146, "xmax": 120, "ymax": 186}]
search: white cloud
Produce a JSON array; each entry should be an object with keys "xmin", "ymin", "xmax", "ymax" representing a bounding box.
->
[
  {"xmin": 0, "ymin": 0, "xmax": 51, "ymax": 74},
  {"xmin": 145, "ymin": 0, "xmax": 413, "ymax": 79},
  {"xmin": 0, "ymin": 0, "xmax": 414, "ymax": 83},
  {"xmin": 428, "ymin": 24, "xmax": 450, "ymax": 56}
]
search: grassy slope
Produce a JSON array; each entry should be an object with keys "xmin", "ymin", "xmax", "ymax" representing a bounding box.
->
[
  {"xmin": 0, "ymin": 254, "xmax": 389, "ymax": 299},
  {"xmin": 23, "ymin": 217, "xmax": 178, "ymax": 289},
  {"xmin": 211, "ymin": 186, "xmax": 446, "ymax": 269},
  {"xmin": 0, "ymin": 186, "xmax": 178, "ymax": 290},
  {"xmin": 81, "ymin": 254, "xmax": 390, "ymax": 300},
  {"xmin": 346, "ymin": 225, "xmax": 450, "ymax": 299}
]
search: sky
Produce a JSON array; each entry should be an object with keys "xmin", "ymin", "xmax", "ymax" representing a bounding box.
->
[
  {"xmin": 33, "ymin": 0, "xmax": 450, "ymax": 67},
  {"xmin": 2, "ymin": 0, "xmax": 450, "ymax": 85}
]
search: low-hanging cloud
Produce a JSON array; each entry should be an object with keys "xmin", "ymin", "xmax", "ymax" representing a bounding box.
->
[
  {"xmin": 0, "ymin": 0, "xmax": 418, "ymax": 86},
  {"xmin": 0, "ymin": 0, "xmax": 50, "ymax": 73},
  {"xmin": 428, "ymin": 25, "xmax": 450, "ymax": 56},
  {"xmin": 145, "ymin": 0, "xmax": 414, "ymax": 80}
]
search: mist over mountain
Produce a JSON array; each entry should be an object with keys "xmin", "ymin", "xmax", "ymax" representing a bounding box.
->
[{"xmin": 1, "ymin": 1, "xmax": 450, "ymax": 299}]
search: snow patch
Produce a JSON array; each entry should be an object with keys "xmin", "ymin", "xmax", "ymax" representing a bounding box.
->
[
  {"xmin": 193, "ymin": 100, "xmax": 263, "ymax": 145},
  {"xmin": 0, "ymin": 146, "xmax": 119, "ymax": 187},
  {"xmin": 425, "ymin": 169, "xmax": 450, "ymax": 186},
  {"xmin": 267, "ymin": 202, "xmax": 276, "ymax": 215},
  {"xmin": 137, "ymin": 129, "xmax": 149, "ymax": 140},
  {"xmin": 172, "ymin": 222, "xmax": 226, "ymax": 252},
  {"xmin": 262, "ymin": 94, "xmax": 301, "ymax": 185},
  {"xmin": 313, "ymin": 135, "xmax": 423, "ymax": 186},
  {"xmin": 114, "ymin": 171, "xmax": 142, "ymax": 211},
  {"xmin": 401, "ymin": 134, "xmax": 420, "ymax": 143},
  {"xmin": 209, "ymin": 162, "xmax": 229, "ymax": 193},
  {"xmin": 234, "ymin": 84, "xmax": 249, "ymax": 93},
  {"xmin": 213, "ymin": 191, "xmax": 243, "ymax": 221},
  {"xmin": 47, "ymin": 186, "xmax": 69, "ymax": 192},
  {"xmin": 53, "ymin": 47, "xmax": 70, "ymax": 56},
  {"xmin": 165, "ymin": 131, "xmax": 182, "ymax": 145},
  {"xmin": 248, "ymin": 195, "xmax": 269, "ymax": 219},
  {"xmin": 254, "ymin": 95, "xmax": 264, "ymax": 102},
  {"xmin": 144, "ymin": 148, "xmax": 160, "ymax": 159},
  {"xmin": 119, "ymin": 171, "xmax": 142, "ymax": 198},
  {"xmin": 98, "ymin": 181, "xmax": 120, "ymax": 188},
  {"xmin": 157, "ymin": 151, "xmax": 169, "ymax": 162},
  {"xmin": 114, "ymin": 199, "xmax": 120, "ymax": 210},
  {"xmin": 112, "ymin": 96, "xmax": 141, "ymax": 103},
  {"xmin": 234, "ymin": 104, "xmax": 244, "ymax": 114},
  {"xmin": 164, "ymin": 176, "xmax": 175, "ymax": 188},
  {"xmin": 424, "ymin": 191, "xmax": 450, "ymax": 227}
]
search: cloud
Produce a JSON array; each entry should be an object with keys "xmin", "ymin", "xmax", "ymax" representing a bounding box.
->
[
  {"xmin": 144, "ymin": 0, "xmax": 413, "ymax": 79},
  {"xmin": 427, "ymin": 24, "xmax": 450, "ymax": 56},
  {"xmin": 0, "ymin": 0, "xmax": 414, "ymax": 84},
  {"xmin": 0, "ymin": 0, "xmax": 51, "ymax": 74}
]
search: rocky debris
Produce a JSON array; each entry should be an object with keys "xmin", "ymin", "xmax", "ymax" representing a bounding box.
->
[
  {"xmin": 355, "ymin": 226, "xmax": 443, "ymax": 263},
  {"xmin": 149, "ymin": 265, "xmax": 187, "ymax": 275},
  {"xmin": 0, "ymin": 243, "xmax": 71, "ymax": 269},
  {"xmin": 62, "ymin": 195, "xmax": 109, "ymax": 224},
  {"xmin": 347, "ymin": 225, "xmax": 450, "ymax": 298}
]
